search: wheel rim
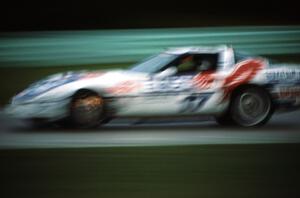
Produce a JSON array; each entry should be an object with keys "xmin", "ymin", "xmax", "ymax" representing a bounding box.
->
[
  {"xmin": 71, "ymin": 95, "xmax": 104, "ymax": 126},
  {"xmin": 234, "ymin": 91, "xmax": 271, "ymax": 126}
]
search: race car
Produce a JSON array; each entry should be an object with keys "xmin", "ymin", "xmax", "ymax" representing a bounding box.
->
[{"xmin": 5, "ymin": 45, "xmax": 300, "ymax": 128}]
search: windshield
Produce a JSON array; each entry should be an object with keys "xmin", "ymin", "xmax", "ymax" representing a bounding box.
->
[{"xmin": 130, "ymin": 53, "xmax": 177, "ymax": 73}]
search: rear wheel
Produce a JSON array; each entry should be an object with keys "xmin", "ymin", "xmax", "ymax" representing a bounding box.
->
[
  {"xmin": 230, "ymin": 87, "xmax": 273, "ymax": 127},
  {"xmin": 70, "ymin": 92, "xmax": 105, "ymax": 128}
]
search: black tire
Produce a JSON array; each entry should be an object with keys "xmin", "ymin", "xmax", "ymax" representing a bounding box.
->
[
  {"xmin": 69, "ymin": 92, "xmax": 106, "ymax": 128},
  {"xmin": 229, "ymin": 87, "xmax": 273, "ymax": 127},
  {"xmin": 214, "ymin": 111, "xmax": 235, "ymax": 126}
]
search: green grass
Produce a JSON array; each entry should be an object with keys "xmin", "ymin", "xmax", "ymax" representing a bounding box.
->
[{"xmin": 1, "ymin": 144, "xmax": 300, "ymax": 198}]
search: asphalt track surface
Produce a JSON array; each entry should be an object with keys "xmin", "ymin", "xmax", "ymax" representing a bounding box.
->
[{"xmin": 1, "ymin": 110, "xmax": 300, "ymax": 149}]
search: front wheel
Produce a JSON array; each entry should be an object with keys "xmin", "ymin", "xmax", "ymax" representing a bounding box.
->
[
  {"xmin": 230, "ymin": 87, "xmax": 273, "ymax": 127},
  {"xmin": 70, "ymin": 93, "xmax": 106, "ymax": 128}
]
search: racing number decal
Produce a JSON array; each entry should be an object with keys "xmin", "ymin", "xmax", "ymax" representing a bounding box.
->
[{"xmin": 180, "ymin": 94, "xmax": 211, "ymax": 113}]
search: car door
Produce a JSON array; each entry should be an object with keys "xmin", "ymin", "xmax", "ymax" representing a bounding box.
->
[{"xmin": 143, "ymin": 53, "xmax": 219, "ymax": 115}]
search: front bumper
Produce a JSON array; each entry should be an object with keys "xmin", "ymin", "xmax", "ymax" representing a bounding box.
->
[{"xmin": 5, "ymin": 99, "xmax": 70, "ymax": 121}]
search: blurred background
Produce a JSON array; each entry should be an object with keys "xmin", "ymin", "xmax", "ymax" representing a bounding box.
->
[{"xmin": 1, "ymin": 1, "xmax": 300, "ymax": 198}]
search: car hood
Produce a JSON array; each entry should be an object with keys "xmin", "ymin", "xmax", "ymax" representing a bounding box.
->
[{"xmin": 12, "ymin": 69, "xmax": 148, "ymax": 104}]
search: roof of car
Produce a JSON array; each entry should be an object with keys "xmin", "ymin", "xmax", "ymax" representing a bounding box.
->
[{"xmin": 164, "ymin": 45, "xmax": 229, "ymax": 55}]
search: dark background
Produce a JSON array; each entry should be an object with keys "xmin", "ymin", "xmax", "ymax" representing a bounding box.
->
[{"xmin": 1, "ymin": 0, "xmax": 300, "ymax": 31}]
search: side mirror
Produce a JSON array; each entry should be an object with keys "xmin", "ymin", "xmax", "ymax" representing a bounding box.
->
[{"xmin": 154, "ymin": 67, "xmax": 177, "ymax": 79}]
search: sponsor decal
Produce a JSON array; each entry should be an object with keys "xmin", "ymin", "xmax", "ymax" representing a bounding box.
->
[
  {"xmin": 106, "ymin": 80, "xmax": 142, "ymax": 95},
  {"xmin": 266, "ymin": 70, "xmax": 300, "ymax": 83},
  {"xmin": 107, "ymin": 76, "xmax": 194, "ymax": 95},
  {"xmin": 277, "ymin": 86, "xmax": 300, "ymax": 99},
  {"xmin": 143, "ymin": 76, "xmax": 193, "ymax": 93}
]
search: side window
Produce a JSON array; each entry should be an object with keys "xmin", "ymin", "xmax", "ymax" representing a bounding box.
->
[
  {"xmin": 175, "ymin": 53, "xmax": 219, "ymax": 75},
  {"xmin": 195, "ymin": 54, "xmax": 218, "ymax": 72},
  {"xmin": 176, "ymin": 55, "xmax": 197, "ymax": 74}
]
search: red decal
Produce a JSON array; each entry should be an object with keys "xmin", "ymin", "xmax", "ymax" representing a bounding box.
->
[
  {"xmin": 222, "ymin": 59, "xmax": 265, "ymax": 99},
  {"xmin": 192, "ymin": 59, "xmax": 265, "ymax": 100},
  {"xmin": 224, "ymin": 60, "xmax": 264, "ymax": 89},
  {"xmin": 193, "ymin": 71, "xmax": 215, "ymax": 89},
  {"xmin": 106, "ymin": 80, "xmax": 141, "ymax": 95},
  {"xmin": 82, "ymin": 72, "xmax": 105, "ymax": 79}
]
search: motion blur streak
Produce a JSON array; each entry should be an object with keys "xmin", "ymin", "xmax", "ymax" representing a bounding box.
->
[
  {"xmin": 0, "ymin": 26, "xmax": 300, "ymax": 67},
  {"xmin": 0, "ymin": 111, "xmax": 300, "ymax": 149}
]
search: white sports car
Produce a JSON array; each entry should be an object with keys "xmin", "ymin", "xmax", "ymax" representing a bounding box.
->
[{"xmin": 6, "ymin": 45, "xmax": 300, "ymax": 127}]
